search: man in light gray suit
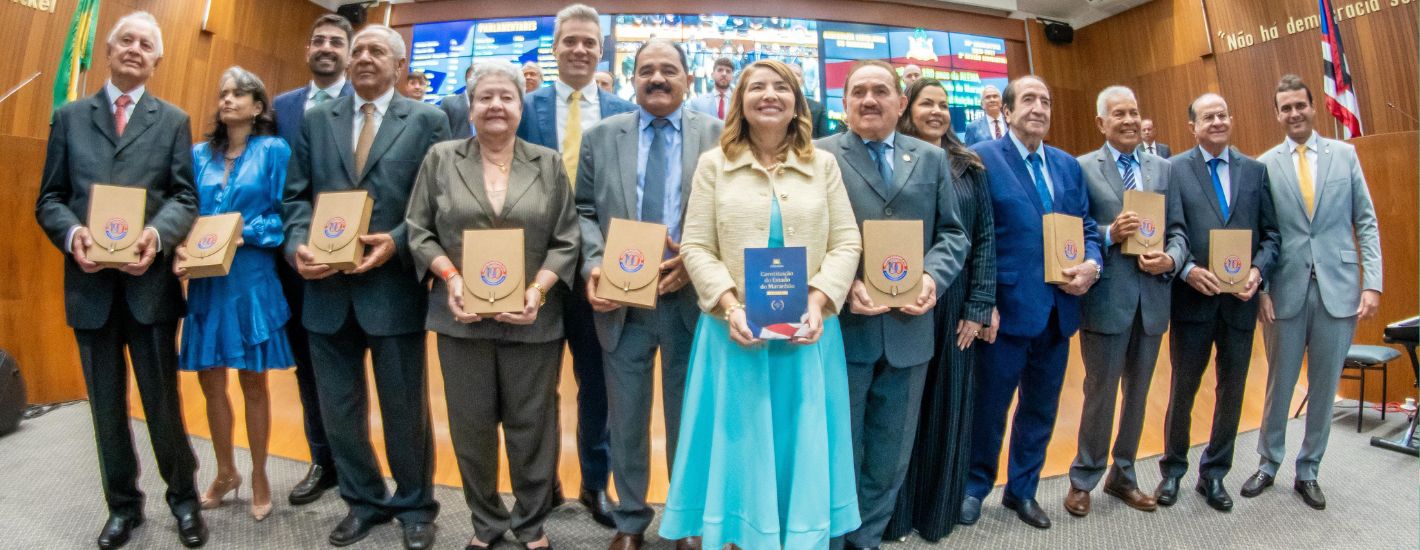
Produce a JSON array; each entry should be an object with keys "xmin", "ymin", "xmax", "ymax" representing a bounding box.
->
[
  {"xmin": 820, "ymin": 60, "xmax": 966, "ymax": 550},
  {"xmin": 1065, "ymin": 86, "xmax": 1186, "ymax": 518},
  {"xmin": 577, "ymin": 40, "xmax": 721, "ymax": 550},
  {"xmin": 282, "ymin": 25, "xmax": 450, "ymax": 550},
  {"xmin": 964, "ymin": 84, "xmax": 1006, "ymax": 146},
  {"xmin": 438, "ymin": 64, "xmax": 475, "ymax": 139},
  {"xmin": 1240, "ymin": 74, "xmax": 1383, "ymax": 510}
]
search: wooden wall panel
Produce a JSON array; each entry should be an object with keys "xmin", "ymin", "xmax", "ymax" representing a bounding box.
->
[{"xmin": 0, "ymin": 0, "xmax": 330, "ymax": 403}]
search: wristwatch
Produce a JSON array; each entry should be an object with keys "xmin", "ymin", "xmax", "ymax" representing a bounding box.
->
[{"xmin": 530, "ymin": 282, "xmax": 547, "ymax": 306}]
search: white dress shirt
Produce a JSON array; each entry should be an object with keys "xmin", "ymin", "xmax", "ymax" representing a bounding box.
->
[
  {"xmin": 554, "ymin": 80, "xmax": 601, "ymax": 148},
  {"xmin": 352, "ymin": 87, "xmax": 395, "ymax": 149},
  {"xmin": 984, "ymin": 113, "xmax": 1007, "ymax": 139},
  {"xmin": 304, "ymin": 76, "xmax": 347, "ymax": 111},
  {"xmin": 1288, "ymin": 131, "xmax": 1320, "ymax": 194}
]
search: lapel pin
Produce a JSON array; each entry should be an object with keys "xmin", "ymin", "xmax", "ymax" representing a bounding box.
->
[{"xmin": 903, "ymin": 154, "xmax": 911, "ymax": 162}]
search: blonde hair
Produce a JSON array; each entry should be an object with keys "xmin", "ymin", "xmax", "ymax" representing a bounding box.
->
[{"xmin": 719, "ymin": 60, "xmax": 815, "ymax": 162}]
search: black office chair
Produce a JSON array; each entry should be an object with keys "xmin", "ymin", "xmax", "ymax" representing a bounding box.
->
[{"xmin": 1294, "ymin": 344, "xmax": 1402, "ymax": 432}]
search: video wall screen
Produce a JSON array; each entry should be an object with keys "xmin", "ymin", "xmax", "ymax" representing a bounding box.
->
[{"xmin": 410, "ymin": 13, "xmax": 1008, "ymax": 137}]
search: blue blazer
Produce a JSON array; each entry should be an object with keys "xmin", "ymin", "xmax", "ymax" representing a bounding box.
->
[
  {"xmin": 515, "ymin": 86, "xmax": 637, "ymax": 150},
  {"xmin": 971, "ymin": 135, "xmax": 1102, "ymax": 339},
  {"xmin": 272, "ymin": 82, "xmax": 354, "ymax": 147}
]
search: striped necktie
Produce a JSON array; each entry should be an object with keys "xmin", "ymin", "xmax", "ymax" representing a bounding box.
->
[{"xmin": 1118, "ymin": 153, "xmax": 1137, "ymax": 191}]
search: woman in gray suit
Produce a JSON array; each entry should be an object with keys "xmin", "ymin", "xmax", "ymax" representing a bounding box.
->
[{"xmin": 405, "ymin": 61, "xmax": 579, "ymax": 550}]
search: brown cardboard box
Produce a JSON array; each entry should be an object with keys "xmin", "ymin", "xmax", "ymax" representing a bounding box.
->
[
  {"xmin": 1122, "ymin": 190, "xmax": 1166, "ymax": 256},
  {"xmin": 86, "ymin": 184, "xmax": 148, "ymax": 267},
  {"xmin": 462, "ymin": 228, "xmax": 526, "ymax": 314},
  {"xmin": 862, "ymin": 220, "xmax": 924, "ymax": 307},
  {"xmin": 177, "ymin": 213, "xmax": 243, "ymax": 279},
  {"xmin": 307, "ymin": 190, "xmax": 373, "ymax": 271},
  {"xmin": 1042, "ymin": 213, "xmax": 1085, "ymax": 284},
  {"xmin": 596, "ymin": 218, "xmax": 667, "ymax": 309},
  {"xmin": 1209, "ymin": 229, "xmax": 1253, "ymax": 294}
]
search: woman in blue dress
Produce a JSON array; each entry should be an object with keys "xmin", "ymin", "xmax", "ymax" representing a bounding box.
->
[
  {"xmin": 661, "ymin": 60, "xmax": 863, "ymax": 549},
  {"xmin": 174, "ymin": 66, "xmax": 294, "ymax": 522}
]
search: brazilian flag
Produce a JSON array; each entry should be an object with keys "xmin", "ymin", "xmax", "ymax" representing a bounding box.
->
[{"xmin": 52, "ymin": 0, "xmax": 101, "ymax": 111}]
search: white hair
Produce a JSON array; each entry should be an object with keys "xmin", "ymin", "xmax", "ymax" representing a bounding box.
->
[
  {"xmin": 1095, "ymin": 85, "xmax": 1137, "ymax": 117},
  {"xmin": 353, "ymin": 24, "xmax": 406, "ymax": 60},
  {"xmin": 469, "ymin": 62, "xmax": 525, "ymax": 102},
  {"xmin": 107, "ymin": 11, "xmax": 164, "ymax": 57},
  {"xmin": 521, "ymin": 61, "xmax": 542, "ymax": 73},
  {"xmin": 554, "ymin": 3, "xmax": 601, "ymax": 43}
]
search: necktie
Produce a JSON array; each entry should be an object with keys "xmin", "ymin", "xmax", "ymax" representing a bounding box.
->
[
  {"xmin": 1208, "ymin": 157, "xmax": 1229, "ymax": 220},
  {"xmin": 1148, "ymin": 144, "xmax": 1156, "ymax": 155},
  {"xmin": 1027, "ymin": 152, "xmax": 1053, "ymax": 213},
  {"xmin": 312, "ymin": 89, "xmax": 332, "ymax": 106},
  {"xmin": 354, "ymin": 103, "xmax": 376, "ymax": 177},
  {"xmin": 992, "ymin": 118, "xmax": 1001, "ymax": 139},
  {"xmin": 716, "ymin": 92, "xmax": 725, "ymax": 119},
  {"xmin": 642, "ymin": 118, "xmax": 669, "ymax": 225},
  {"xmin": 1295, "ymin": 144, "xmax": 1315, "ymax": 215},
  {"xmin": 1118, "ymin": 153, "xmax": 1137, "ymax": 191},
  {"xmin": 114, "ymin": 94, "xmax": 133, "ymax": 136},
  {"xmin": 866, "ymin": 141, "xmax": 894, "ymax": 191},
  {"xmin": 562, "ymin": 90, "xmax": 583, "ymax": 187}
]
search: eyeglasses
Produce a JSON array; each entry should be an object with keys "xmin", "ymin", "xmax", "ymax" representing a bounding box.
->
[{"xmin": 310, "ymin": 36, "xmax": 347, "ymax": 48}]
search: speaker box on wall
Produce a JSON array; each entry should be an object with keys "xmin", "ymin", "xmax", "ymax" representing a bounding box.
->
[
  {"xmin": 0, "ymin": 350, "xmax": 25, "ymax": 436},
  {"xmin": 337, "ymin": 3, "xmax": 367, "ymax": 27},
  {"xmin": 1043, "ymin": 21, "xmax": 1074, "ymax": 44}
]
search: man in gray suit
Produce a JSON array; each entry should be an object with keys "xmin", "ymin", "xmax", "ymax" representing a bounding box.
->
[
  {"xmin": 1065, "ymin": 86, "xmax": 1186, "ymax": 518},
  {"xmin": 578, "ymin": 39, "xmax": 720, "ymax": 550},
  {"xmin": 35, "ymin": 12, "xmax": 205, "ymax": 549},
  {"xmin": 1138, "ymin": 118, "xmax": 1171, "ymax": 159},
  {"xmin": 964, "ymin": 84, "xmax": 1006, "ymax": 146},
  {"xmin": 439, "ymin": 64, "xmax": 475, "ymax": 139},
  {"xmin": 1156, "ymin": 93, "xmax": 1279, "ymax": 513},
  {"xmin": 820, "ymin": 60, "xmax": 966, "ymax": 550},
  {"xmin": 282, "ymin": 25, "xmax": 450, "ymax": 550},
  {"xmin": 1240, "ymin": 74, "xmax": 1383, "ymax": 510}
]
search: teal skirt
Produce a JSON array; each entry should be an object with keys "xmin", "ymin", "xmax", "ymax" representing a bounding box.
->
[{"xmin": 660, "ymin": 313, "xmax": 860, "ymax": 549}]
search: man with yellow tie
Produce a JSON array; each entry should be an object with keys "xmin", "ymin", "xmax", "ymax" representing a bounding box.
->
[
  {"xmin": 1241, "ymin": 74, "xmax": 1383, "ymax": 511},
  {"xmin": 515, "ymin": 3, "xmax": 637, "ymax": 528}
]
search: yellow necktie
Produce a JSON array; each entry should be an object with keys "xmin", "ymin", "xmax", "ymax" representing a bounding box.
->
[
  {"xmin": 562, "ymin": 90, "xmax": 583, "ymax": 188},
  {"xmin": 1296, "ymin": 144, "xmax": 1314, "ymax": 215}
]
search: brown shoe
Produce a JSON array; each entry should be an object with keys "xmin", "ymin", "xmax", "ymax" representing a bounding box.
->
[
  {"xmin": 608, "ymin": 533, "xmax": 643, "ymax": 550},
  {"xmin": 675, "ymin": 537, "xmax": 702, "ymax": 550},
  {"xmin": 1104, "ymin": 483, "xmax": 1158, "ymax": 512},
  {"xmin": 1064, "ymin": 487, "xmax": 1091, "ymax": 517}
]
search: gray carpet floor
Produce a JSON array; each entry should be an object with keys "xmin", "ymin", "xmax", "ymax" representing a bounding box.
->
[{"xmin": 0, "ymin": 403, "xmax": 1414, "ymax": 549}]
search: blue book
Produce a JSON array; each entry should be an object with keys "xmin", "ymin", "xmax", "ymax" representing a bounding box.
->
[{"xmin": 743, "ymin": 246, "xmax": 809, "ymax": 340}]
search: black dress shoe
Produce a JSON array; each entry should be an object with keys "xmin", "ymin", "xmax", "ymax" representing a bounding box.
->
[
  {"xmin": 958, "ymin": 495, "xmax": 982, "ymax": 525},
  {"xmin": 289, "ymin": 464, "xmax": 338, "ymax": 506},
  {"xmin": 579, "ymin": 488, "xmax": 617, "ymax": 528},
  {"xmin": 1294, "ymin": 479, "xmax": 1326, "ymax": 510},
  {"xmin": 1154, "ymin": 476, "xmax": 1181, "ymax": 507},
  {"xmin": 329, "ymin": 512, "xmax": 391, "ymax": 547},
  {"xmin": 1195, "ymin": 478, "xmax": 1233, "ymax": 511},
  {"xmin": 1001, "ymin": 495, "xmax": 1051, "ymax": 529},
  {"xmin": 403, "ymin": 521, "xmax": 437, "ymax": 550},
  {"xmin": 176, "ymin": 511, "xmax": 208, "ymax": 548},
  {"xmin": 1240, "ymin": 471, "xmax": 1274, "ymax": 498},
  {"xmin": 96, "ymin": 514, "xmax": 142, "ymax": 550}
]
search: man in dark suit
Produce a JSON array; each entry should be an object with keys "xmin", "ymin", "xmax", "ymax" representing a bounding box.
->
[
  {"xmin": 515, "ymin": 3, "xmax": 636, "ymax": 526},
  {"xmin": 270, "ymin": 12, "xmax": 354, "ymax": 509},
  {"xmin": 788, "ymin": 61, "xmax": 835, "ymax": 138},
  {"xmin": 964, "ymin": 84, "xmax": 1006, "ymax": 146},
  {"xmin": 34, "ymin": 12, "xmax": 206, "ymax": 549},
  {"xmin": 577, "ymin": 39, "xmax": 722, "ymax": 550},
  {"xmin": 1138, "ymin": 118, "xmax": 1171, "ymax": 158},
  {"xmin": 821, "ymin": 60, "xmax": 966, "ymax": 550},
  {"xmin": 438, "ymin": 64, "xmax": 475, "ymax": 139},
  {"xmin": 1155, "ymin": 92, "xmax": 1279, "ymax": 513},
  {"xmin": 962, "ymin": 75, "xmax": 1103, "ymax": 530},
  {"xmin": 1064, "ymin": 86, "xmax": 1186, "ymax": 518},
  {"xmin": 282, "ymin": 25, "xmax": 450, "ymax": 549}
]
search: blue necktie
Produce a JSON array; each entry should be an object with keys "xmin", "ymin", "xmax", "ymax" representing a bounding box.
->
[
  {"xmin": 642, "ymin": 118, "xmax": 670, "ymax": 225},
  {"xmin": 866, "ymin": 140, "xmax": 894, "ymax": 191},
  {"xmin": 1207, "ymin": 157, "xmax": 1229, "ymax": 220},
  {"xmin": 1027, "ymin": 152, "xmax": 1053, "ymax": 213},
  {"xmin": 1118, "ymin": 153, "xmax": 1137, "ymax": 191}
]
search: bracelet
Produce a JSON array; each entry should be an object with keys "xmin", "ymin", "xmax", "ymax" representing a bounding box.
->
[
  {"xmin": 722, "ymin": 302, "xmax": 745, "ymax": 322},
  {"xmin": 439, "ymin": 266, "xmax": 459, "ymax": 281},
  {"xmin": 530, "ymin": 282, "xmax": 547, "ymax": 306}
]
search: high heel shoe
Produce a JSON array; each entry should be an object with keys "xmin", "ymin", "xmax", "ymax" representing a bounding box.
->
[
  {"xmin": 200, "ymin": 474, "xmax": 242, "ymax": 510},
  {"xmin": 250, "ymin": 476, "xmax": 272, "ymax": 521}
]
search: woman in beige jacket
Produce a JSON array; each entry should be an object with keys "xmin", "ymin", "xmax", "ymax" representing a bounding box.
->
[{"xmin": 659, "ymin": 59, "xmax": 863, "ymax": 550}]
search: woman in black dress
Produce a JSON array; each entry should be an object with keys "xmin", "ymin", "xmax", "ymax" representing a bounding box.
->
[{"xmin": 884, "ymin": 78, "xmax": 997, "ymax": 542}]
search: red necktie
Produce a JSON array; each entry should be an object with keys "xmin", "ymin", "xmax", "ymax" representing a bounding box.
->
[
  {"xmin": 716, "ymin": 92, "xmax": 725, "ymax": 119},
  {"xmin": 114, "ymin": 94, "xmax": 133, "ymax": 136},
  {"xmin": 992, "ymin": 118, "xmax": 1001, "ymax": 139}
]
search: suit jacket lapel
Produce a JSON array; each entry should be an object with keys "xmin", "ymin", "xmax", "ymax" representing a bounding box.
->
[
  {"xmin": 115, "ymin": 93, "xmax": 158, "ymax": 155},
  {"xmin": 888, "ymin": 138, "xmax": 918, "ymax": 203},
  {"xmin": 327, "ymin": 101, "xmax": 358, "ymax": 184},
  {"xmin": 1005, "ymin": 138, "xmax": 1046, "ymax": 216},
  {"xmin": 1226, "ymin": 147, "xmax": 1244, "ymax": 223},
  {"xmin": 1269, "ymin": 142, "xmax": 1307, "ymax": 218},
  {"xmin": 1189, "ymin": 151, "xmax": 1227, "ymax": 224},
  {"xmin": 1139, "ymin": 152, "xmax": 1162, "ymax": 192},
  {"xmin": 1311, "ymin": 138, "xmax": 1333, "ymax": 219},
  {"xmin": 840, "ymin": 136, "xmax": 892, "ymax": 202},
  {"xmin": 500, "ymin": 141, "xmax": 538, "ymax": 218},
  {"xmin": 617, "ymin": 119, "xmax": 640, "ymax": 220},
  {"xmin": 361, "ymin": 97, "xmax": 410, "ymax": 181},
  {"xmin": 88, "ymin": 92, "xmax": 118, "ymax": 147},
  {"xmin": 536, "ymin": 92, "xmax": 556, "ymax": 147},
  {"xmin": 454, "ymin": 139, "xmax": 495, "ymax": 222},
  {"xmin": 679, "ymin": 114, "xmax": 702, "ymax": 214},
  {"xmin": 1096, "ymin": 145, "xmax": 1126, "ymax": 201}
]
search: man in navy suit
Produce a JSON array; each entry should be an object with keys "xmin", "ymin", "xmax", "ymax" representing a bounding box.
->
[
  {"xmin": 961, "ymin": 75, "xmax": 1103, "ymax": 530},
  {"xmin": 270, "ymin": 13, "xmax": 355, "ymax": 508},
  {"xmin": 1138, "ymin": 118, "xmax": 1172, "ymax": 159},
  {"xmin": 515, "ymin": 3, "xmax": 637, "ymax": 528}
]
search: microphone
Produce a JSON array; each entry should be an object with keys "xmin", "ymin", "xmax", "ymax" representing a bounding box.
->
[{"xmin": 1385, "ymin": 101, "xmax": 1419, "ymax": 125}]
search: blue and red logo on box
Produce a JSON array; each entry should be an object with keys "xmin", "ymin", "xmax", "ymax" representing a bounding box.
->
[
  {"xmin": 1139, "ymin": 218, "xmax": 1157, "ymax": 239},
  {"xmin": 618, "ymin": 248, "xmax": 645, "ymax": 273},
  {"xmin": 196, "ymin": 233, "xmax": 218, "ymax": 251},
  {"xmin": 1224, "ymin": 255, "xmax": 1243, "ymax": 275},
  {"xmin": 1063, "ymin": 239, "xmax": 1079, "ymax": 261},
  {"xmin": 104, "ymin": 217, "xmax": 129, "ymax": 241},
  {"xmin": 882, "ymin": 255, "xmax": 909, "ymax": 282},
  {"xmin": 480, "ymin": 260, "xmax": 508, "ymax": 286},
  {"xmin": 323, "ymin": 217, "xmax": 347, "ymax": 239}
]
